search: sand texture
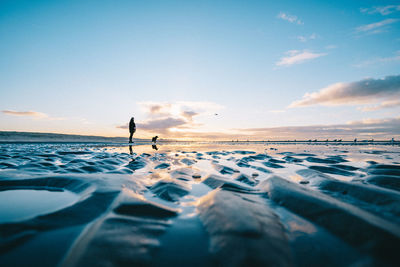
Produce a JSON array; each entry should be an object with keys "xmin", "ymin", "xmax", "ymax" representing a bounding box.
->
[{"xmin": 0, "ymin": 142, "xmax": 399, "ymax": 266}]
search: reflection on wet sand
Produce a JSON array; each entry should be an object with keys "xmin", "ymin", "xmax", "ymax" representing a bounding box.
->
[{"xmin": 0, "ymin": 142, "xmax": 399, "ymax": 266}]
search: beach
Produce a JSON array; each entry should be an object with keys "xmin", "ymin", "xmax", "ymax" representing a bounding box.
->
[{"xmin": 0, "ymin": 142, "xmax": 399, "ymax": 266}]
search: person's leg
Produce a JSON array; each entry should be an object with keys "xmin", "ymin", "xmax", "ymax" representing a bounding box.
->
[
  {"xmin": 129, "ymin": 133, "xmax": 133, "ymax": 143},
  {"xmin": 129, "ymin": 145, "xmax": 133, "ymax": 154}
]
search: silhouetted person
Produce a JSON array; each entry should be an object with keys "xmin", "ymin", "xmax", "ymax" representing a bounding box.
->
[
  {"xmin": 152, "ymin": 136, "xmax": 158, "ymax": 143},
  {"xmin": 129, "ymin": 117, "xmax": 136, "ymax": 143}
]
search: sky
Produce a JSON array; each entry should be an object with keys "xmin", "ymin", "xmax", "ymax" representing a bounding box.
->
[{"xmin": 0, "ymin": 0, "xmax": 399, "ymax": 140}]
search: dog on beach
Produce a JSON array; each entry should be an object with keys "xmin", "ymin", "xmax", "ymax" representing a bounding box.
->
[{"xmin": 152, "ymin": 136, "xmax": 158, "ymax": 143}]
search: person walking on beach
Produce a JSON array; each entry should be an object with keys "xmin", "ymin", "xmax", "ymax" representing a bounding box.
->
[{"xmin": 129, "ymin": 117, "xmax": 136, "ymax": 143}]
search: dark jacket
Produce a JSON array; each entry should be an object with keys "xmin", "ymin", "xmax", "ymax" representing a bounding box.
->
[{"xmin": 129, "ymin": 118, "xmax": 136, "ymax": 134}]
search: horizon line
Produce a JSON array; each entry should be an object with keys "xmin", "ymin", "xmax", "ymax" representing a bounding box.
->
[{"xmin": 0, "ymin": 130, "xmax": 398, "ymax": 143}]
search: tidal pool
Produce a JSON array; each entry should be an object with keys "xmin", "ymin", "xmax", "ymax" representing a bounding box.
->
[{"xmin": 0, "ymin": 189, "xmax": 79, "ymax": 224}]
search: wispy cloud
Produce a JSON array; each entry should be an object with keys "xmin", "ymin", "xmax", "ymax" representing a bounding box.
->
[
  {"xmin": 353, "ymin": 51, "xmax": 400, "ymax": 67},
  {"xmin": 1, "ymin": 110, "xmax": 70, "ymax": 121},
  {"xmin": 289, "ymin": 74, "xmax": 400, "ymax": 108},
  {"xmin": 2, "ymin": 110, "xmax": 48, "ymax": 119},
  {"xmin": 297, "ymin": 33, "xmax": 317, "ymax": 42},
  {"xmin": 360, "ymin": 100, "xmax": 400, "ymax": 112},
  {"xmin": 360, "ymin": 5, "xmax": 400, "ymax": 15},
  {"xmin": 276, "ymin": 50, "xmax": 326, "ymax": 67},
  {"xmin": 355, "ymin": 18, "xmax": 398, "ymax": 35},
  {"xmin": 277, "ymin": 12, "xmax": 303, "ymax": 25}
]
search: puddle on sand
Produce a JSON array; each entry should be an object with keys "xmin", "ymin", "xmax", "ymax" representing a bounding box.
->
[{"xmin": 0, "ymin": 189, "xmax": 79, "ymax": 223}]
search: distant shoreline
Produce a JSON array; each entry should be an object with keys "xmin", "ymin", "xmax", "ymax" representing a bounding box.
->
[
  {"xmin": 0, "ymin": 131, "xmax": 129, "ymax": 143},
  {"xmin": 0, "ymin": 131, "xmax": 398, "ymax": 145}
]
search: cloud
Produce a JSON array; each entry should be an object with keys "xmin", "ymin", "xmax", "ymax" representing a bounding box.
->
[
  {"xmin": 137, "ymin": 101, "xmax": 222, "ymax": 117},
  {"xmin": 353, "ymin": 51, "xmax": 400, "ymax": 67},
  {"xmin": 2, "ymin": 110, "xmax": 48, "ymax": 119},
  {"xmin": 360, "ymin": 5, "xmax": 400, "ymax": 15},
  {"xmin": 138, "ymin": 117, "xmax": 187, "ymax": 133},
  {"xmin": 289, "ymin": 75, "xmax": 400, "ymax": 108},
  {"xmin": 181, "ymin": 110, "xmax": 198, "ymax": 121},
  {"xmin": 360, "ymin": 100, "xmax": 400, "ymax": 111},
  {"xmin": 276, "ymin": 50, "xmax": 326, "ymax": 66},
  {"xmin": 297, "ymin": 33, "xmax": 317, "ymax": 42},
  {"xmin": 138, "ymin": 102, "xmax": 172, "ymax": 118},
  {"xmin": 238, "ymin": 116, "xmax": 400, "ymax": 140},
  {"xmin": 149, "ymin": 104, "xmax": 171, "ymax": 114},
  {"xmin": 117, "ymin": 101, "xmax": 223, "ymax": 135},
  {"xmin": 114, "ymin": 100, "xmax": 399, "ymax": 140},
  {"xmin": 355, "ymin": 18, "xmax": 398, "ymax": 34},
  {"xmin": 116, "ymin": 117, "xmax": 188, "ymax": 134},
  {"xmin": 277, "ymin": 12, "xmax": 303, "ymax": 25}
]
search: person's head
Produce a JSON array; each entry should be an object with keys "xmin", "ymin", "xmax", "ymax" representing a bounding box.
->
[{"xmin": 130, "ymin": 117, "xmax": 134, "ymax": 122}]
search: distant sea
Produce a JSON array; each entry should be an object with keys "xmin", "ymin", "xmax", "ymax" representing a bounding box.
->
[{"xmin": 0, "ymin": 131, "xmax": 131, "ymax": 143}]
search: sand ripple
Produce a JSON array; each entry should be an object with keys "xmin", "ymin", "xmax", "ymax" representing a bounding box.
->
[{"xmin": 0, "ymin": 143, "xmax": 399, "ymax": 266}]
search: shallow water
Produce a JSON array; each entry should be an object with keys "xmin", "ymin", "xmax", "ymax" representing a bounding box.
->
[
  {"xmin": 0, "ymin": 189, "xmax": 78, "ymax": 223},
  {"xmin": 0, "ymin": 142, "xmax": 399, "ymax": 266}
]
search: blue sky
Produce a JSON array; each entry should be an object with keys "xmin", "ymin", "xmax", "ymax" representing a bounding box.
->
[{"xmin": 1, "ymin": 0, "xmax": 399, "ymax": 140}]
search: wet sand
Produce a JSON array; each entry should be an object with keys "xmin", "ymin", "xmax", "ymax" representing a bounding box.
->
[{"xmin": 0, "ymin": 142, "xmax": 399, "ymax": 266}]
